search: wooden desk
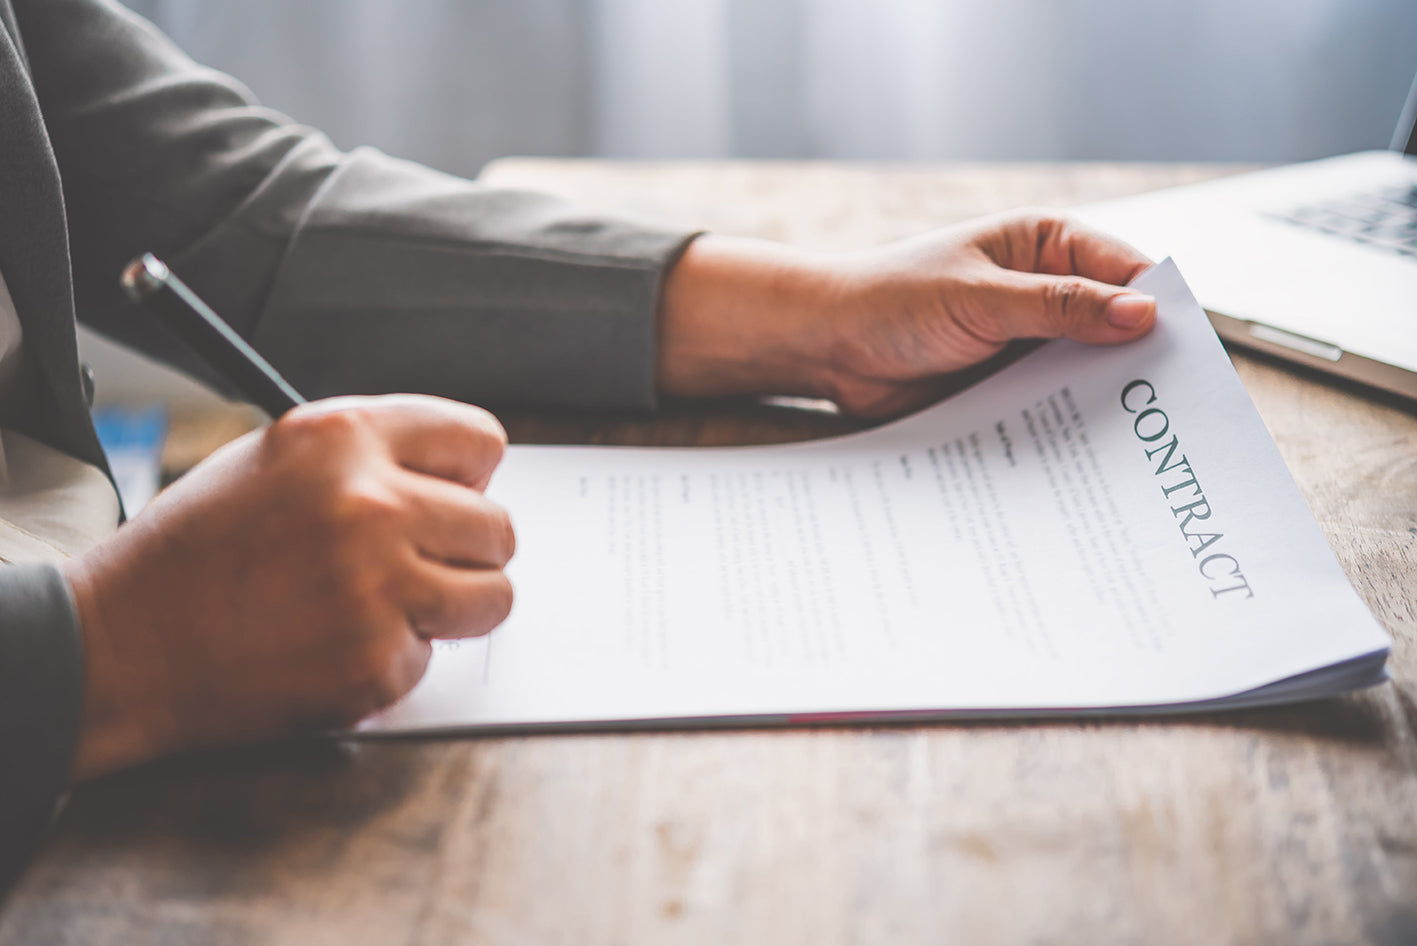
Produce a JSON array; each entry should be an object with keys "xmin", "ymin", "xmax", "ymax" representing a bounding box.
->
[{"xmin": 3, "ymin": 162, "xmax": 1415, "ymax": 945}]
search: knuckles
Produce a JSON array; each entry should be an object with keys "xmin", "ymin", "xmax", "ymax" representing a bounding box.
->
[
  {"xmin": 461, "ymin": 409, "xmax": 508, "ymax": 481},
  {"xmin": 1000, "ymin": 207, "xmax": 1075, "ymax": 242},
  {"xmin": 300, "ymin": 479, "xmax": 418, "ymax": 625},
  {"xmin": 266, "ymin": 403, "xmax": 374, "ymax": 457},
  {"xmin": 323, "ymin": 475, "xmax": 407, "ymax": 536},
  {"xmin": 1040, "ymin": 276, "xmax": 1097, "ymax": 332},
  {"xmin": 489, "ymin": 503, "xmax": 517, "ymax": 566},
  {"xmin": 416, "ymin": 570, "xmax": 515, "ymax": 639},
  {"xmin": 486, "ymin": 572, "xmax": 515, "ymax": 628},
  {"xmin": 470, "ymin": 407, "xmax": 509, "ymax": 453}
]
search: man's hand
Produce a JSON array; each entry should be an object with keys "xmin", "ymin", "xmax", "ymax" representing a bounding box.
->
[
  {"xmin": 658, "ymin": 210, "xmax": 1155, "ymax": 417},
  {"xmin": 64, "ymin": 395, "xmax": 515, "ymax": 780}
]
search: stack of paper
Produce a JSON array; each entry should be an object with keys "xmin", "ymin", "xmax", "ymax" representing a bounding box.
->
[{"xmin": 363, "ymin": 260, "xmax": 1389, "ymax": 735}]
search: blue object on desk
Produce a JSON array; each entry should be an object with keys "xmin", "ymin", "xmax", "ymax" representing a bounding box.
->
[{"xmin": 93, "ymin": 406, "xmax": 168, "ymax": 512}]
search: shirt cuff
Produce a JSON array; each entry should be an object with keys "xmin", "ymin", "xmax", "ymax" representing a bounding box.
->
[
  {"xmin": 243, "ymin": 146, "xmax": 703, "ymax": 412},
  {"xmin": 0, "ymin": 563, "xmax": 84, "ymax": 894}
]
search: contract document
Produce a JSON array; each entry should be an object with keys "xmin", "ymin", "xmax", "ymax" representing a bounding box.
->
[{"xmin": 364, "ymin": 260, "xmax": 1390, "ymax": 735}]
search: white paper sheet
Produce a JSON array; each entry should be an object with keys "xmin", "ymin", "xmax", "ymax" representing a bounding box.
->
[{"xmin": 362, "ymin": 260, "xmax": 1390, "ymax": 735}]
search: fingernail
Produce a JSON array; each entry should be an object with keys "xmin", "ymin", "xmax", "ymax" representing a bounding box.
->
[{"xmin": 1105, "ymin": 293, "xmax": 1155, "ymax": 330}]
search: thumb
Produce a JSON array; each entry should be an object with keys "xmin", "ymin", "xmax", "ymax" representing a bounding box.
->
[{"xmin": 984, "ymin": 271, "xmax": 1156, "ymax": 345}]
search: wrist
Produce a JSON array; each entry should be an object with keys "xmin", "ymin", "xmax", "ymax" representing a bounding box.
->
[
  {"xmin": 656, "ymin": 234, "xmax": 849, "ymax": 401},
  {"xmin": 64, "ymin": 545, "xmax": 183, "ymax": 780}
]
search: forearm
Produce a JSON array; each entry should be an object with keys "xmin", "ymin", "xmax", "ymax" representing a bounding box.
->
[{"xmin": 656, "ymin": 234, "xmax": 845, "ymax": 402}]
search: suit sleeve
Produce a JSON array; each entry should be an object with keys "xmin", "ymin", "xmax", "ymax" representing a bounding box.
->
[
  {"xmin": 0, "ymin": 564, "xmax": 84, "ymax": 894},
  {"xmin": 13, "ymin": 0, "xmax": 698, "ymax": 411}
]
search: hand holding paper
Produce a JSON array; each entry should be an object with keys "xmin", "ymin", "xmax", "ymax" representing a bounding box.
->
[{"xmin": 657, "ymin": 211, "xmax": 1159, "ymax": 419}]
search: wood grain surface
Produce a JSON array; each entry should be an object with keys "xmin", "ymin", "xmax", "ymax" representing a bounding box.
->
[{"xmin": 3, "ymin": 162, "xmax": 1415, "ymax": 946}]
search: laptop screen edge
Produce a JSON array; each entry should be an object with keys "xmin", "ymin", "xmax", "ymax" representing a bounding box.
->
[{"xmin": 1394, "ymin": 70, "xmax": 1417, "ymax": 155}]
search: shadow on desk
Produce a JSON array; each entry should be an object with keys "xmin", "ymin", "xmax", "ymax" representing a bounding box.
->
[{"xmin": 53, "ymin": 687, "xmax": 1395, "ymax": 851}]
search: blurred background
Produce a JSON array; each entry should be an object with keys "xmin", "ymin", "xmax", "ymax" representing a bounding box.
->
[
  {"xmin": 121, "ymin": 0, "xmax": 1417, "ymax": 176},
  {"xmin": 89, "ymin": 0, "xmax": 1417, "ymax": 428}
]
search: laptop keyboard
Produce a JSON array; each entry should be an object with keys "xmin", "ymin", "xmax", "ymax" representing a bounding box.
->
[{"xmin": 1270, "ymin": 183, "xmax": 1417, "ymax": 258}]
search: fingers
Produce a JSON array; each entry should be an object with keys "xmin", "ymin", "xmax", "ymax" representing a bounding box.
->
[
  {"xmin": 382, "ymin": 396, "xmax": 508, "ymax": 490},
  {"xmin": 403, "ymin": 472, "xmax": 516, "ymax": 567},
  {"xmin": 332, "ymin": 394, "xmax": 508, "ymax": 490},
  {"xmin": 961, "ymin": 211, "xmax": 1156, "ymax": 344},
  {"xmin": 405, "ymin": 562, "xmax": 515, "ymax": 640},
  {"xmin": 1040, "ymin": 217, "xmax": 1152, "ymax": 286},
  {"xmin": 981, "ymin": 269, "xmax": 1157, "ymax": 345},
  {"xmin": 985, "ymin": 211, "xmax": 1153, "ymax": 286},
  {"xmin": 395, "ymin": 465, "xmax": 518, "ymax": 638}
]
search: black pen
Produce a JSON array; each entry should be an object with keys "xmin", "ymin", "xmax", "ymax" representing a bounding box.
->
[{"xmin": 120, "ymin": 253, "xmax": 306, "ymax": 418}]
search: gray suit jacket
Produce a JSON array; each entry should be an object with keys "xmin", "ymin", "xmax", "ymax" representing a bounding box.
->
[{"xmin": 0, "ymin": 0, "xmax": 695, "ymax": 894}]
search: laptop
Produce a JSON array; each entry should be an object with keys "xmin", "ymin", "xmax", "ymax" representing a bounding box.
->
[{"xmin": 1074, "ymin": 72, "xmax": 1417, "ymax": 400}]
